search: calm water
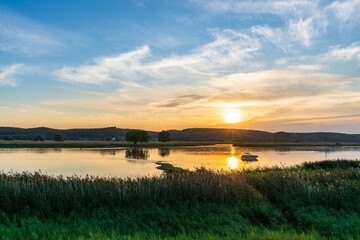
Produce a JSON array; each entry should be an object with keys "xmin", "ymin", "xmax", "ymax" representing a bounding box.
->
[{"xmin": 0, "ymin": 144, "xmax": 359, "ymax": 177}]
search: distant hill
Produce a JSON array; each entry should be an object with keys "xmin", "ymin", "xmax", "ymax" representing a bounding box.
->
[
  {"xmin": 168, "ymin": 128, "xmax": 360, "ymax": 143},
  {"xmin": 1, "ymin": 126, "xmax": 360, "ymax": 143},
  {"xmin": 0, "ymin": 127, "xmax": 157, "ymax": 141}
]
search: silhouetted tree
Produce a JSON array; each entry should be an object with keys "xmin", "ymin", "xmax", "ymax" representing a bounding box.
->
[
  {"xmin": 53, "ymin": 134, "xmax": 64, "ymax": 142},
  {"xmin": 158, "ymin": 130, "xmax": 170, "ymax": 142},
  {"xmin": 125, "ymin": 130, "xmax": 149, "ymax": 145},
  {"xmin": 158, "ymin": 148, "xmax": 170, "ymax": 157},
  {"xmin": 33, "ymin": 134, "xmax": 44, "ymax": 141}
]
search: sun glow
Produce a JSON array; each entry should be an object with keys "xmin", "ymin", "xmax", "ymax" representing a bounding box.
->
[
  {"xmin": 227, "ymin": 156, "xmax": 239, "ymax": 169},
  {"xmin": 223, "ymin": 109, "xmax": 242, "ymax": 124}
]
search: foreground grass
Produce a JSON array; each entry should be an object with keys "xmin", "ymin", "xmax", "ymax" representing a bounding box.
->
[
  {"xmin": 1, "ymin": 160, "xmax": 360, "ymax": 239},
  {"xmin": 0, "ymin": 140, "xmax": 215, "ymax": 148}
]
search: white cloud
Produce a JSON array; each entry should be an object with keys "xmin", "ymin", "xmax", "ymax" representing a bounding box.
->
[
  {"xmin": 251, "ymin": 15, "xmax": 326, "ymax": 49},
  {"xmin": 191, "ymin": 0, "xmax": 319, "ymax": 17},
  {"xmin": 54, "ymin": 29, "xmax": 261, "ymax": 85},
  {"xmin": 210, "ymin": 69, "xmax": 351, "ymax": 101},
  {"xmin": 287, "ymin": 64, "xmax": 322, "ymax": 71},
  {"xmin": 275, "ymin": 58, "xmax": 289, "ymax": 65},
  {"xmin": 324, "ymin": 42, "xmax": 360, "ymax": 61},
  {"xmin": 0, "ymin": 9, "xmax": 62, "ymax": 55},
  {"xmin": 251, "ymin": 26, "xmax": 287, "ymax": 48},
  {"xmin": 0, "ymin": 64, "xmax": 23, "ymax": 87},
  {"xmin": 194, "ymin": 0, "xmax": 360, "ymax": 51},
  {"xmin": 326, "ymin": 0, "xmax": 360, "ymax": 24},
  {"xmin": 55, "ymin": 46, "xmax": 151, "ymax": 84},
  {"xmin": 288, "ymin": 18, "xmax": 317, "ymax": 47}
]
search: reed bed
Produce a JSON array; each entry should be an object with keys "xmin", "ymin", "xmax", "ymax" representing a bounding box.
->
[{"xmin": 0, "ymin": 160, "xmax": 360, "ymax": 239}]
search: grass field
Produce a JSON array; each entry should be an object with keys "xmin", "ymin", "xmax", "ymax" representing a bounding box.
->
[
  {"xmin": 0, "ymin": 140, "xmax": 216, "ymax": 148},
  {"xmin": 233, "ymin": 142, "xmax": 360, "ymax": 147},
  {"xmin": 0, "ymin": 160, "xmax": 359, "ymax": 239},
  {"xmin": 1, "ymin": 140, "xmax": 360, "ymax": 149}
]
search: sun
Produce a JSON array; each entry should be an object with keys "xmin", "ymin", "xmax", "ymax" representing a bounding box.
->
[
  {"xmin": 227, "ymin": 156, "xmax": 238, "ymax": 169},
  {"xmin": 223, "ymin": 109, "xmax": 242, "ymax": 124}
]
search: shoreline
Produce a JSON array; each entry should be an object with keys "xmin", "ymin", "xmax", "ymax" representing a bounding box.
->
[
  {"xmin": 0, "ymin": 141, "xmax": 216, "ymax": 148},
  {"xmin": 1, "ymin": 140, "xmax": 360, "ymax": 148},
  {"xmin": 233, "ymin": 142, "xmax": 360, "ymax": 147}
]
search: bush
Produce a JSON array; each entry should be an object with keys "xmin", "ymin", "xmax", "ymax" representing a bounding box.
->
[
  {"xmin": 33, "ymin": 135, "xmax": 44, "ymax": 142},
  {"xmin": 53, "ymin": 134, "xmax": 64, "ymax": 142},
  {"xmin": 301, "ymin": 159, "xmax": 360, "ymax": 170}
]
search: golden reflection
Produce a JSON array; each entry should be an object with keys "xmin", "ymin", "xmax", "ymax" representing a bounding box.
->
[
  {"xmin": 227, "ymin": 156, "xmax": 238, "ymax": 169},
  {"xmin": 230, "ymin": 146, "xmax": 235, "ymax": 155},
  {"xmin": 223, "ymin": 109, "xmax": 242, "ymax": 123}
]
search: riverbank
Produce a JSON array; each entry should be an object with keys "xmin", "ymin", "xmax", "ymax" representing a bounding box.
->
[
  {"xmin": 0, "ymin": 140, "xmax": 215, "ymax": 148},
  {"xmin": 233, "ymin": 142, "xmax": 360, "ymax": 147},
  {"xmin": 0, "ymin": 160, "xmax": 359, "ymax": 239},
  {"xmin": 1, "ymin": 140, "xmax": 360, "ymax": 149}
]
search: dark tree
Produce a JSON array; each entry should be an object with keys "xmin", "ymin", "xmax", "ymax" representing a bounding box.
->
[
  {"xmin": 2, "ymin": 135, "xmax": 13, "ymax": 141},
  {"xmin": 158, "ymin": 148, "xmax": 170, "ymax": 157},
  {"xmin": 125, "ymin": 130, "xmax": 149, "ymax": 145},
  {"xmin": 33, "ymin": 134, "xmax": 44, "ymax": 141},
  {"xmin": 158, "ymin": 130, "xmax": 170, "ymax": 142},
  {"xmin": 53, "ymin": 134, "xmax": 64, "ymax": 142}
]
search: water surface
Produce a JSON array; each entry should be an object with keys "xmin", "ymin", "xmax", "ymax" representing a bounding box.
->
[{"xmin": 0, "ymin": 144, "xmax": 359, "ymax": 177}]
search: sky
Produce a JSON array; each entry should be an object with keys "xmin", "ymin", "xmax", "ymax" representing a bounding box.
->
[{"xmin": 0, "ymin": 0, "xmax": 360, "ymax": 133}]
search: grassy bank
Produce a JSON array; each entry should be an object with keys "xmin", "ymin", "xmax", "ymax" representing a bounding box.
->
[
  {"xmin": 0, "ymin": 140, "xmax": 215, "ymax": 149},
  {"xmin": 2, "ymin": 140, "xmax": 360, "ymax": 149},
  {"xmin": 0, "ymin": 160, "xmax": 360, "ymax": 239},
  {"xmin": 233, "ymin": 142, "xmax": 360, "ymax": 147}
]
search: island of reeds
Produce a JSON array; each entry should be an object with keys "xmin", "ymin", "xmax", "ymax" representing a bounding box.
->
[{"xmin": 0, "ymin": 160, "xmax": 360, "ymax": 239}]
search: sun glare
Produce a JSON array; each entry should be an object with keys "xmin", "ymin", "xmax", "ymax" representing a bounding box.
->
[
  {"xmin": 227, "ymin": 156, "xmax": 239, "ymax": 169},
  {"xmin": 223, "ymin": 109, "xmax": 242, "ymax": 124}
]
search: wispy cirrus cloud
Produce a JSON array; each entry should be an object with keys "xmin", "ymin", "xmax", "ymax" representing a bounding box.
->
[
  {"xmin": 192, "ymin": 0, "xmax": 360, "ymax": 51},
  {"xmin": 327, "ymin": 0, "xmax": 360, "ymax": 24},
  {"xmin": 322, "ymin": 42, "xmax": 360, "ymax": 61},
  {"xmin": 0, "ymin": 64, "xmax": 23, "ymax": 87},
  {"xmin": 287, "ymin": 64, "xmax": 323, "ymax": 71},
  {"xmin": 0, "ymin": 8, "xmax": 83, "ymax": 56},
  {"xmin": 210, "ymin": 69, "xmax": 352, "ymax": 102},
  {"xmin": 55, "ymin": 45, "xmax": 151, "ymax": 84},
  {"xmin": 0, "ymin": 10, "xmax": 61, "ymax": 55},
  {"xmin": 54, "ymin": 29, "xmax": 261, "ymax": 85},
  {"xmin": 251, "ymin": 16, "xmax": 322, "ymax": 49},
  {"xmin": 190, "ymin": 0, "xmax": 319, "ymax": 17}
]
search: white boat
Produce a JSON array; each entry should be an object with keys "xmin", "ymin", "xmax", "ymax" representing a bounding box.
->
[{"xmin": 241, "ymin": 153, "xmax": 258, "ymax": 161}]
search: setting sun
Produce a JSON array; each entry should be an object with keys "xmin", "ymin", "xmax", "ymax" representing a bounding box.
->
[
  {"xmin": 223, "ymin": 109, "xmax": 242, "ymax": 124},
  {"xmin": 227, "ymin": 156, "xmax": 239, "ymax": 169}
]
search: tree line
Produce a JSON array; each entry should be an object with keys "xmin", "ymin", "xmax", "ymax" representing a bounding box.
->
[
  {"xmin": 2, "ymin": 130, "xmax": 171, "ymax": 144},
  {"xmin": 125, "ymin": 130, "xmax": 171, "ymax": 144}
]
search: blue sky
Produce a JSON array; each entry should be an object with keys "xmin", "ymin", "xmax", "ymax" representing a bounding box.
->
[{"xmin": 0, "ymin": 0, "xmax": 360, "ymax": 132}]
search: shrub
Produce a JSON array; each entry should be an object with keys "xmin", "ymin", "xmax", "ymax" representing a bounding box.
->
[{"xmin": 53, "ymin": 134, "xmax": 64, "ymax": 142}]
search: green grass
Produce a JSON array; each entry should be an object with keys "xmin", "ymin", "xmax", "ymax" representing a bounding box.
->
[
  {"xmin": 1, "ymin": 160, "xmax": 360, "ymax": 239},
  {"xmin": 233, "ymin": 142, "xmax": 360, "ymax": 147},
  {"xmin": 0, "ymin": 140, "xmax": 215, "ymax": 148},
  {"xmin": 2, "ymin": 140, "xmax": 360, "ymax": 149}
]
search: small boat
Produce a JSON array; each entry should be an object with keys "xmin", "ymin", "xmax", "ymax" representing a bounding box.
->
[{"xmin": 241, "ymin": 153, "xmax": 258, "ymax": 161}]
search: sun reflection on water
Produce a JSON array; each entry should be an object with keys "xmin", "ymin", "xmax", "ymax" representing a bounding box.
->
[{"xmin": 227, "ymin": 156, "xmax": 238, "ymax": 169}]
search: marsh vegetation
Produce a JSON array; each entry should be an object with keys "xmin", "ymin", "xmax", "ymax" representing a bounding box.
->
[{"xmin": 0, "ymin": 160, "xmax": 359, "ymax": 239}]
